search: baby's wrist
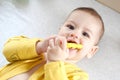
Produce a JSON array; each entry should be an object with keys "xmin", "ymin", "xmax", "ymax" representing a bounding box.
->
[
  {"xmin": 47, "ymin": 59, "xmax": 65, "ymax": 63},
  {"xmin": 47, "ymin": 56, "xmax": 66, "ymax": 63}
]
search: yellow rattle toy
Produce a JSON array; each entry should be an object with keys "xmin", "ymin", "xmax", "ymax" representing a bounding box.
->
[{"xmin": 67, "ymin": 43, "xmax": 83, "ymax": 49}]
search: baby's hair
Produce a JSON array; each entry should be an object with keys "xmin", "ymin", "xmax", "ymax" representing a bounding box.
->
[{"xmin": 72, "ymin": 7, "xmax": 104, "ymax": 44}]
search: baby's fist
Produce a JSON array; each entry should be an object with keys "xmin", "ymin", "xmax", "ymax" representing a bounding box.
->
[{"xmin": 47, "ymin": 37, "xmax": 68, "ymax": 62}]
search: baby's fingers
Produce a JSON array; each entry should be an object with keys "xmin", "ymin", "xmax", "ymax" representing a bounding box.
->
[
  {"xmin": 49, "ymin": 39, "xmax": 55, "ymax": 48},
  {"xmin": 55, "ymin": 37, "xmax": 67, "ymax": 51},
  {"xmin": 61, "ymin": 38, "xmax": 67, "ymax": 51}
]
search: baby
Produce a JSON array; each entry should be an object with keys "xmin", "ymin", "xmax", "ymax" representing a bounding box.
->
[{"xmin": 0, "ymin": 7, "xmax": 104, "ymax": 80}]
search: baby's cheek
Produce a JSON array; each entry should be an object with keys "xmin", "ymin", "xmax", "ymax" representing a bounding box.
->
[
  {"xmin": 78, "ymin": 51, "xmax": 87, "ymax": 59},
  {"xmin": 78, "ymin": 48, "xmax": 88, "ymax": 55},
  {"xmin": 82, "ymin": 40, "xmax": 93, "ymax": 47}
]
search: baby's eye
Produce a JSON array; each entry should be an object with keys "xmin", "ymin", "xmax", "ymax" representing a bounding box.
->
[
  {"xmin": 82, "ymin": 32, "xmax": 89, "ymax": 38},
  {"xmin": 66, "ymin": 24, "xmax": 75, "ymax": 30}
]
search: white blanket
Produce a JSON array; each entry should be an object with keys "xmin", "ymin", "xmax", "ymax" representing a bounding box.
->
[{"xmin": 0, "ymin": 0, "xmax": 120, "ymax": 80}]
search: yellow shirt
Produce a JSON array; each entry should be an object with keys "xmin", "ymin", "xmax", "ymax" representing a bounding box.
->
[{"xmin": 0, "ymin": 36, "xmax": 88, "ymax": 80}]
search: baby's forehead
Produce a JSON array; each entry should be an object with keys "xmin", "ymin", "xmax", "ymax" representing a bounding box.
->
[
  {"xmin": 67, "ymin": 11, "xmax": 102, "ymax": 28},
  {"xmin": 68, "ymin": 10, "xmax": 100, "ymax": 22}
]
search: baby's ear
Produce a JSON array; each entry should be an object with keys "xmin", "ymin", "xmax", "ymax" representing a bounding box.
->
[{"xmin": 86, "ymin": 46, "xmax": 99, "ymax": 59}]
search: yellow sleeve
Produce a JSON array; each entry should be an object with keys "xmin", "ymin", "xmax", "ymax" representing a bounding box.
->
[
  {"xmin": 2, "ymin": 36, "xmax": 41, "ymax": 62},
  {"xmin": 44, "ymin": 61, "xmax": 89, "ymax": 80}
]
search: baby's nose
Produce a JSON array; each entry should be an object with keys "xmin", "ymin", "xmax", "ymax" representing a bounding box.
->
[{"xmin": 69, "ymin": 33, "xmax": 79, "ymax": 39}]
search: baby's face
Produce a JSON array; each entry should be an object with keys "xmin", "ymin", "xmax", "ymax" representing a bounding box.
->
[{"xmin": 58, "ymin": 10, "xmax": 102, "ymax": 63}]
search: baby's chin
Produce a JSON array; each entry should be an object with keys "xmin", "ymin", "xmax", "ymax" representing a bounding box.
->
[
  {"xmin": 68, "ymin": 49, "xmax": 77, "ymax": 57},
  {"xmin": 66, "ymin": 48, "xmax": 82, "ymax": 63},
  {"xmin": 66, "ymin": 48, "xmax": 78, "ymax": 61}
]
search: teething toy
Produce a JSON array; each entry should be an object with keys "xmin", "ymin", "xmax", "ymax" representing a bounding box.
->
[{"xmin": 67, "ymin": 43, "xmax": 83, "ymax": 49}]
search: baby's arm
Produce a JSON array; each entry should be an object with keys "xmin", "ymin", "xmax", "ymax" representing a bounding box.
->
[
  {"xmin": 44, "ymin": 61, "xmax": 88, "ymax": 80},
  {"xmin": 3, "ymin": 35, "xmax": 60, "ymax": 62},
  {"xmin": 3, "ymin": 36, "xmax": 42, "ymax": 62}
]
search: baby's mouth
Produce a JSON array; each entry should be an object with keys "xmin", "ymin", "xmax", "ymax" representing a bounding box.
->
[
  {"xmin": 66, "ymin": 40, "xmax": 83, "ymax": 59},
  {"xmin": 67, "ymin": 40, "xmax": 77, "ymax": 44},
  {"xmin": 67, "ymin": 40, "xmax": 77, "ymax": 48},
  {"xmin": 67, "ymin": 42, "xmax": 79, "ymax": 56},
  {"xmin": 67, "ymin": 42, "xmax": 83, "ymax": 50},
  {"xmin": 66, "ymin": 39, "xmax": 83, "ymax": 54}
]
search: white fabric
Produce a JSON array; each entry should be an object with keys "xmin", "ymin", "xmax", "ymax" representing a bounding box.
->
[{"xmin": 0, "ymin": 0, "xmax": 120, "ymax": 80}]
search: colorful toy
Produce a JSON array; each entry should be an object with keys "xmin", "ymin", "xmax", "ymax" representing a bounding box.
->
[{"xmin": 67, "ymin": 43, "xmax": 83, "ymax": 49}]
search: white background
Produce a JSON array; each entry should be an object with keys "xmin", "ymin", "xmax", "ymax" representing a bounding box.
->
[{"xmin": 0, "ymin": 0, "xmax": 120, "ymax": 80}]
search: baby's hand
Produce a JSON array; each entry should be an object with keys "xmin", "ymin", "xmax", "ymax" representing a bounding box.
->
[
  {"xmin": 36, "ymin": 35, "xmax": 58, "ymax": 55},
  {"xmin": 47, "ymin": 36, "xmax": 69, "ymax": 62}
]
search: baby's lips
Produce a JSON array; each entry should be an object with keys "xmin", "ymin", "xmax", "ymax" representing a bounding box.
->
[{"xmin": 67, "ymin": 43, "xmax": 83, "ymax": 49}]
